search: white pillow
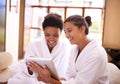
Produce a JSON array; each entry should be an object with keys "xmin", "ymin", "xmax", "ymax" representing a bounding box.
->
[
  {"xmin": 108, "ymin": 63, "xmax": 120, "ymax": 84},
  {"xmin": 0, "ymin": 52, "xmax": 13, "ymax": 70}
]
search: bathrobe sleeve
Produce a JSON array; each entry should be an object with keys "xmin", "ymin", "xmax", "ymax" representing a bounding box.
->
[
  {"xmin": 22, "ymin": 42, "xmax": 39, "ymax": 77},
  {"xmin": 24, "ymin": 42, "xmax": 38, "ymax": 58}
]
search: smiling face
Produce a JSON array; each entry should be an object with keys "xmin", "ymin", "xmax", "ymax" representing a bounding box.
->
[
  {"xmin": 44, "ymin": 26, "xmax": 61, "ymax": 50},
  {"xmin": 64, "ymin": 22, "xmax": 85, "ymax": 45}
]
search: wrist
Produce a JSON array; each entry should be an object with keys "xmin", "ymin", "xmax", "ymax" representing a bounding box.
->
[{"xmin": 49, "ymin": 77, "xmax": 61, "ymax": 84}]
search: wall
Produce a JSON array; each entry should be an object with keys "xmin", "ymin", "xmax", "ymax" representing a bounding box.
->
[
  {"xmin": 103, "ymin": 0, "xmax": 120, "ymax": 49},
  {"xmin": 6, "ymin": 13, "xmax": 19, "ymax": 63},
  {"xmin": 5, "ymin": 0, "xmax": 19, "ymax": 63}
]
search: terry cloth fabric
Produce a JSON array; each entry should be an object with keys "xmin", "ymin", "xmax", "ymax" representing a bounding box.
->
[
  {"xmin": 62, "ymin": 40, "xmax": 109, "ymax": 84},
  {"xmin": 8, "ymin": 37, "xmax": 71, "ymax": 84}
]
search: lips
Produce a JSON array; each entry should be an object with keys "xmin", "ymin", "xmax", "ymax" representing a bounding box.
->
[
  {"xmin": 47, "ymin": 40, "xmax": 56, "ymax": 47},
  {"xmin": 68, "ymin": 37, "xmax": 73, "ymax": 42},
  {"xmin": 49, "ymin": 41, "xmax": 55, "ymax": 44}
]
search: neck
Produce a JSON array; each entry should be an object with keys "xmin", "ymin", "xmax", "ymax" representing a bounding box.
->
[
  {"xmin": 48, "ymin": 47, "xmax": 53, "ymax": 53},
  {"xmin": 78, "ymin": 37, "xmax": 90, "ymax": 51}
]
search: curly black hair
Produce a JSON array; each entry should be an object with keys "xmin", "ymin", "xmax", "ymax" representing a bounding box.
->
[{"xmin": 42, "ymin": 13, "xmax": 63, "ymax": 31}]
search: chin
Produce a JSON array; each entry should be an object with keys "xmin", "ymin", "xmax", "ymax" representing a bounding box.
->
[
  {"xmin": 49, "ymin": 45, "xmax": 54, "ymax": 48},
  {"xmin": 49, "ymin": 44, "xmax": 56, "ymax": 48},
  {"xmin": 70, "ymin": 42, "xmax": 75, "ymax": 45},
  {"xmin": 69, "ymin": 40, "xmax": 73, "ymax": 44},
  {"xmin": 70, "ymin": 41, "xmax": 77, "ymax": 45}
]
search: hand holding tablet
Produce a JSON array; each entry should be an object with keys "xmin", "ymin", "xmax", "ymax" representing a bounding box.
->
[{"xmin": 26, "ymin": 57, "xmax": 59, "ymax": 80}]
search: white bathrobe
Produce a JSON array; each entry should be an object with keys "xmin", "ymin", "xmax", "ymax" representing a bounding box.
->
[
  {"xmin": 8, "ymin": 37, "xmax": 71, "ymax": 84},
  {"xmin": 62, "ymin": 40, "xmax": 109, "ymax": 84}
]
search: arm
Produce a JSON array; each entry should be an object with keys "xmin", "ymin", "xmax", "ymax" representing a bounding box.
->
[{"xmin": 23, "ymin": 42, "xmax": 37, "ymax": 75}]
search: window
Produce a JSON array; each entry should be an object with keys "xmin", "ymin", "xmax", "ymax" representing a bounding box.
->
[
  {"xmin": 85, "ymin": 9, "xmax": 104, "ymax": 44},
  {"xmin": 24, "ymin": 0, "xmax": 105, "ymax": 51},
  {"xmin": 0, "ymin": 0, "xmax": 6, "ymax": 51}
]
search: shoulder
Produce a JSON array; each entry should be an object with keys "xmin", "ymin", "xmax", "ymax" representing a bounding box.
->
[
  {"xmin": 88, "ymin": 40, "xmax": 106, "ymax": 53},
  {"xmin": 86, "ymin": 40, "xmax": 107, "ymax": 59},
  {"xmin": 27, "ymin": 37, "xmax": 45, "ymax": 48}
]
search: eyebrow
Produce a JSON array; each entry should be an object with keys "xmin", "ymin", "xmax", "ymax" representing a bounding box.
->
[
  {"xmin": 44, "ymin": 32, "xmax": 59, "ymax": 35},
  {"xmin": 64, "ymin": 27, "xmax": 69, "ymax": 30},
  {"xmin": 66, "ymin": 27, "xmax": 71, "ymax": 30}
]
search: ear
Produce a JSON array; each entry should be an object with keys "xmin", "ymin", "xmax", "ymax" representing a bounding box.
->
[{"xmin": 79, "ymin": 25, "xmax": 85, "ymax": 34}]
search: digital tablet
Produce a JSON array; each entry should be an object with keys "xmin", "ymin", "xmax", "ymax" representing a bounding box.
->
[{"xmin": 26, "ymin": 57, "xmax": 59, "ymax": 80}]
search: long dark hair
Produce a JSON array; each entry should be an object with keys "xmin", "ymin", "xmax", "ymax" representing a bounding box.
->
[
  {"xmin": 64, "ymin": 15, "xmax": 89, "ymax": 35},
  {"xmin": 85, "ymin": 16, "xmax": 92, "ymax": 27}
]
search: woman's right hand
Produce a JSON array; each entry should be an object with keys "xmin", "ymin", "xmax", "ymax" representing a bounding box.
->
[{"xmin": 26, "ymin": 62, "xmax": 33, "ymax": 75}]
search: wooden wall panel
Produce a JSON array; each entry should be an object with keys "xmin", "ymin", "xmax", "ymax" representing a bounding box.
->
[{"xmin": 103, "ymin": 0, "xmax": 120, "ymax": 49}]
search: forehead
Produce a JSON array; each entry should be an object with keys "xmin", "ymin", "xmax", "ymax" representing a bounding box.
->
[
  {"xmin": 64, "ymin": 22, "xmax": 74, "ymax": 27},
  {"xmin": 64, "ymin": 22, "xmax": 76, "ymax": 30},
  {"xmin": 44, "ymin": 26, "xmax": 60, "ymax": 33}
]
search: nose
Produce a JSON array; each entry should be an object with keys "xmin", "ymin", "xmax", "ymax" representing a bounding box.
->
[
  {"xmin": 65, "ymin": 32, "xmax": 69, "ymax": 39},
  {"xmin": 49, "ymin": 36, "xmax": 55, "ymax": 40}
]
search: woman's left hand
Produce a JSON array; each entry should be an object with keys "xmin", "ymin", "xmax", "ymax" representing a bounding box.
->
[{"xmin": 27, "ymin": 61, "xmax": 52, "ymax": 83}]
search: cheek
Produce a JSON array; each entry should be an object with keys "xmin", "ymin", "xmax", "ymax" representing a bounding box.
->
[
  {"xmin": 70, "ymin": 32, "xmax": 76, "ymax": 38},
  {"xmin": 45, "ymin": 36, "xmax": 49, "ymax": 41},
  {"xmin": 45, "ymin": 36, "xmax": 59, "ymax": 42},
  {"xmin": 72, "ymin": 32, "xmax": 80, "ymax": 40},
  {"xmin": 54, "ymin": 37, "xmax": 59, "ymax": 42}
]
